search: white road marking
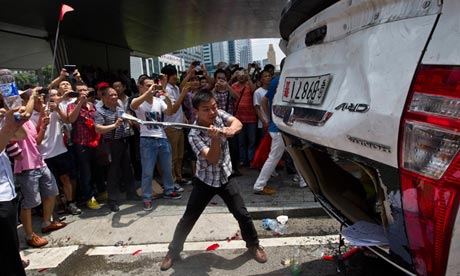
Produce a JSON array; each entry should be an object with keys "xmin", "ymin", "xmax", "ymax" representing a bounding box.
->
[
  {"xmin": 20, "ymin": 236, "xmax": 341, "ymax": 270},
  {"xmin": 21, "ymin": 245, "xmax": 79, "ymax": 270},
  {"xmin": 86, "ymin": 235, "xmax": 340, "ymax": 256}
]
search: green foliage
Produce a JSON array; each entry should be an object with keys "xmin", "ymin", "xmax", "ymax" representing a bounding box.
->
[{"xmin": 12, "ymin": 65, "xmax": 53, "ymax": 89}]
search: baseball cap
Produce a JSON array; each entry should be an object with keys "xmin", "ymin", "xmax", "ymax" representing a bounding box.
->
[{"xmin": 97, "ymin": 82, "xmax": 110, "ymax": 90}]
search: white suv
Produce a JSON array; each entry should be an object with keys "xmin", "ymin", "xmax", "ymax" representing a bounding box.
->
[{"xmin": 275, "ymin": 0, "xmax": 460, "ymax": 275}]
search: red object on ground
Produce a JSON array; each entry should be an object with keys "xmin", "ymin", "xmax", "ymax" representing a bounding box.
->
[
  {"xmin": 38, "ymin": 268, "xmax": 48, "ymax": 273},
  {"xmin": 227, "ymin": 232, "xmax": 240, "ymax": 242},
  {"xmin": 209, "ymin": 201, "xmax": 218, "ymax": 206},
  {"xmin": 322, "ymin": 247, "xmax": 364, "ymax": 262},
  {"xmin": 132, "ymin": 249, "xmax": 142, "ymax": 255},
  {"xmin": 206, "ymin": 243, "xmax": 220, "ymax": 251}
]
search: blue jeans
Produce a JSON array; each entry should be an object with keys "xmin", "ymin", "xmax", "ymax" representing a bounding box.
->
[
  {"xmin": 238, "ymin": 122, "xmax": 257, "ymax": 164},
  {"xmin": 140, "ymin": 137, "xmax": 174, "ymax": 202}
]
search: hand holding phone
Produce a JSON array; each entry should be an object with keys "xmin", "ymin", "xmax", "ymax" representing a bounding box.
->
[
  {"xmin": 39, "ymin": 88, "xmax": 49, "ymax": 96},
  {"xmin": 64, "ymin": 65, "xmax": 77, "ymax": 75},
  {"xmin": 68, "ymin": 91, "xmax": 79, "ymax": 98}
]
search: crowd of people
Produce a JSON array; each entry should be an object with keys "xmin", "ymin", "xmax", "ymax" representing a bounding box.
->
[{"xmin": 1, "ymin": 60, "xmax": 308, "ymax": 274}]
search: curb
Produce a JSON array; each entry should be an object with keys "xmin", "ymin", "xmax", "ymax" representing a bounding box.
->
[{"xmin": 248, "ymin": 202, "xmax": 327, "ymax": 220}]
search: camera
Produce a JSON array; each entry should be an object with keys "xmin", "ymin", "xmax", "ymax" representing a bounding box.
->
[
  {"xmin": 68, "ymin": 91, "xmax": 79, "ymax": 97},
  {"xmin": 87, "ymin": 90, "xmax": 96, "ymax": 97},
  {"xmin": 192, "ymin": 61, "xmax": 201, "ymax": 67},
  {"xmin": 64, "ymin": 65, "xmax": 76, "ymax": 75},
  {"xmin": 39, "ymin": 88, "xmax": 49, "ymax": 96}
]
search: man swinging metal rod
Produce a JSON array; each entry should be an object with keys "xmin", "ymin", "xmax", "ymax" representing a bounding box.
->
[{"xmin": 121, "ymin": 112, "xmax": 220, "ymax": 132}]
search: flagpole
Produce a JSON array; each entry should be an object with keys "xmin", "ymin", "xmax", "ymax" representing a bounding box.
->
[{"xmin": 51, "ymin": 19, "xmax": 61, "ymax": 77}]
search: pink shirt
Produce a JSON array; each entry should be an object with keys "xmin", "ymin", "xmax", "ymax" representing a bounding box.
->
[{"xmin": 14, "ymin": 121, "xmax": 46, "ymax": 174}]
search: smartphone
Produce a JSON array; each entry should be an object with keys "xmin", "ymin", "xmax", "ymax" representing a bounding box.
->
[
  {"xmin": 87, "ymin": 90, "xmax": 96, "ymax": 97},
  {"xmin": 68, "ymin": 91, "xmax": 79, "ymax": 97},
  {"xmin": 154, "ymin": 85, "xmax": 163, "ymax": 90},
  {"xmin": 64, "ymin": 65, "xmax": 76, "ymax": 75},
  {"xmin": 39, "ymin": 88, "xmax": 49, "ymax": 96}
]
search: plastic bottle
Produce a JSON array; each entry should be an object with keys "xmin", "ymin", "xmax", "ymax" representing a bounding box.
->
[
  {"xmin": 0, "ymin": 69, "xmax": 22, "ymax": 109},
  {"xmin": 291, "ymin": 246, "xmax": 301, "ymax": 275},
  {"xmin": 268, "ymin": 219, "xmax": 278, "ymax": 232},
  {"xmin": 278, "ymin": 222, "xmax": 286, "ymax": 235}
]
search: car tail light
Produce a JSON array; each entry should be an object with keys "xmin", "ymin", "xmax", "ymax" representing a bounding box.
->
[{"xmin": 399, "ymin": 65, "xmax": 460, "ymax": 276}]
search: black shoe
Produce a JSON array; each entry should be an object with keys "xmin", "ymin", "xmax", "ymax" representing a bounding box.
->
[
  {"xmin": 177, "ymin": 179, "xmax": 192, "ymax": 185},
  {"xmin": 109, "ymin": 203, "xmax": 120, "ymax": 212},
  {"xmin": 231, "ymin": 170, "xmax": 242, "ymax": 177}
]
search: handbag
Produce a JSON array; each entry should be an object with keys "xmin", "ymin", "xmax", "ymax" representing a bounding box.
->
[{"xmin": 251, "ymin": 134, "xmax": 283, "ymax": 169}]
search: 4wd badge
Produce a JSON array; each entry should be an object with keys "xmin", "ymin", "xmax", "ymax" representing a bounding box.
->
[{"xmin": 335, "ymin": 103, "xmax": 369, "ymax": 113}]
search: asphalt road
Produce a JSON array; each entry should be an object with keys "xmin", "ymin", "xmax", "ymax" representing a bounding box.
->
[{"xmin": 19, "ymin": 167, "xmax": 407, "ymax": 276}]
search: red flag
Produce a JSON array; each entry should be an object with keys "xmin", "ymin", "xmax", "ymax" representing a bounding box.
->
[{"xmin": 59, "ymin": 4, "xmax": 74, "ymax": 21}]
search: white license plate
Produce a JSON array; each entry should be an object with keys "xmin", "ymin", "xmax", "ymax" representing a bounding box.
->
[{"xmin": 281, "ymin": 75, "xmax": 331, "ymax": 105}]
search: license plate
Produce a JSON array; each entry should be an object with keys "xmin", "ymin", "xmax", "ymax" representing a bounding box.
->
[{"xmin": 282, "ymin": 75, "xmax": 331, "ymax": 105}]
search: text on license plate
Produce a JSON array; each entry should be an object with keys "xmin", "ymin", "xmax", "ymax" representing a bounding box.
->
[{"xmin": 282, "ymin": 75, "xmax": 331, "ymax": 105}]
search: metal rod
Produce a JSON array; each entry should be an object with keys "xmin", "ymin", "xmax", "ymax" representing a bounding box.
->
[{"xmin": 121, "ymin": 112, "xmax": 220, "ymax": 132}]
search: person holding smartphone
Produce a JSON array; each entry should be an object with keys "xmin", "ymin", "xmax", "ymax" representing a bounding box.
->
[
  {"xmin": 67, "ymin": 82, "xmax": 102, "ymax": 210},
  {"xmin": 230, "ymin": 67, "xmax": 257, "ymax": 168},
  {"xmin": 161, "ymin": 65, "xmax": 190, "ymax": 190},
  {"xmin": 130, "ymin": 75, "xmax": 182, "ymax": 211}
]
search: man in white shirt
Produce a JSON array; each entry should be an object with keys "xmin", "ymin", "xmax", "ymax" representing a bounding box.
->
[
  {"xmin": 161, "ymin": 65, "xmax": 190, "ymax": 189},
  {"xmin": 253, "ymin": 70, "xmax": 272, "ymax": 140},
  {"xmin": 130, "ymin": 75, "xmax": 182, "ymax": 211}
]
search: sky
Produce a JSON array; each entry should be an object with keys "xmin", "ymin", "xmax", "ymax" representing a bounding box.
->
[{"xmin": 251, "ymin": 38, "xmax": 285, "ymax": 65}]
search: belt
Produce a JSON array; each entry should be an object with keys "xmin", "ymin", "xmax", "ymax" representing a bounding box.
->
[{"xmin": 140, "ymin": 136, "xmax": 162, "ymax": 140}]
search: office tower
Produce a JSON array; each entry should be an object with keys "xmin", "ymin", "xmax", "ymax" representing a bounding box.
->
[{"xmin": 267, "ymin": 43, "xmax": 276, "ymax": 66}]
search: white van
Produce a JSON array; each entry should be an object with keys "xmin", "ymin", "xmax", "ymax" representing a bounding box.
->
[{"xmin": 275, "ymin": 0, "xmax": 460, "ymax": 275}]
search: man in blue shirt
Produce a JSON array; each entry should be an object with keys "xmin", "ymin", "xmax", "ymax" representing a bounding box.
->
[{"xmin": 253, "ymin": 59, "xmax": 285, "ymax": 195}]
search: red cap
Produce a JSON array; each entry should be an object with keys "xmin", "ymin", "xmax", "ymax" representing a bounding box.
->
[{"xmin": 97, "ymin": 82, "xmax": 110, "ymax": 90}]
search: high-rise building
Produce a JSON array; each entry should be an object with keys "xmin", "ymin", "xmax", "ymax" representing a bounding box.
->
[
  {"xmin": 172, "ymin": 45, "xmax": 203, "ymax": 69},
  {"xmin": 238, "ymin": 39, "xmax": 253, "ymax": 66},
  {"xmin": 202, "ymin": 41, "xmax": 229, "ymax": 67},
  {"xmin": 212, "ymin": 42, "xmax": 229, "ymax": 65},
  {"xmin": 267, "ymin": 43, "xmax": 276, "ymax": 66},
  {"xmin": 202, "ymin": 44, "xmax": 213, "ymax": 66},
  {"xmin": 130, "ymin": 54, "xmax": 184, "ymax": 81},
  {"xmin": 228, "ymin": 40, "xmax": 240, "ymax": 65}
]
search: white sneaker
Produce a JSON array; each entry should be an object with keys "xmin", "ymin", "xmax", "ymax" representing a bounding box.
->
[
  {"xmin": 299, "ymin": 177, "xmax": 308, "ymax": 188},
  {"xmin": 67, "ymin": 202, "xmax": 82, "ymax": 215},
  {"xmin": 174, "ymin": 184, "xmax": 184, "ymax": 193},
  {"xmin": 293, "ymin": 175, "xmax": 300, "ymax": 182}
]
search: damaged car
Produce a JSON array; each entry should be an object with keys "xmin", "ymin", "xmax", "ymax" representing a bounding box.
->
[{"xmin": 276, "ymin": 0, "xmax": 460, "ymax": 275}]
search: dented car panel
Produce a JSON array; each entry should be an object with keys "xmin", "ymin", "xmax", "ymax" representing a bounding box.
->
[{"xmin": 278, "ymin": 0, "xmax": 460, "ymax": 275}]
